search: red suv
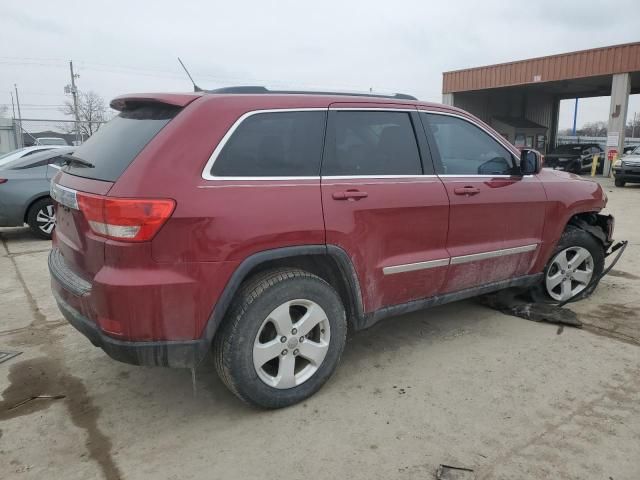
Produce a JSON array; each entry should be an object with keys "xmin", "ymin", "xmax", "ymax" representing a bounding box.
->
[{"xmin": 49, "ymin": 88, "xmax": 614, "ymax": 408}]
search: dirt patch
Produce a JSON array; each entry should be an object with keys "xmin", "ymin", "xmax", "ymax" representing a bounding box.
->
[
  {"xmin": 0, "ymin": 235, "xmax": 122, "ymax": 480},
  {"xmin": 0, "ymin": 357, "xmax": 123, "ymax": 480},
  {"xmin": 580, "ymin": 303, "xmax": 640, "ymax": 346},
  {"xmin": 607, "ymin": 269, "xmax": 640, "ymax": 280},
  {"xmin": 583, "ymin": 303, "xmax": 639, "ymax": 321}
]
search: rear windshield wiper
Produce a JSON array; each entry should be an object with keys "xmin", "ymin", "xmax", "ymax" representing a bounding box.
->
[{"xmin": 62, "ymin": 154, "xmax": 94, "ymax": 168}]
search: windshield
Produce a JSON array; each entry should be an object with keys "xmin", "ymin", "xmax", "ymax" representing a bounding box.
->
[
  {"xmin": 63, "ymin": 105, "xmax": 180, "ymax": 182},
  {"xmin": 633, "ymin": 145, "xmax": 640, "ymax": 155}
]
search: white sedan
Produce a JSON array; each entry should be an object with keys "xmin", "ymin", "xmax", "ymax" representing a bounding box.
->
[{"xmin": 0, "ymin": 145, "xmax": 66, "ymax": 168}]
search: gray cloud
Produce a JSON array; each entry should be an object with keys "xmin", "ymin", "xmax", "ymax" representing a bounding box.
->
[{"xmin": 1, "ymin": 0, "xmax": 638, "ymax": 129}]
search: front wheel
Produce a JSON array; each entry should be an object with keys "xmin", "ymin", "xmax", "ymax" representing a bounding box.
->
[
  {"xmin": 531, "ymin": 226, "xmax": 604, "ymax": 303},
  {"xmin": 213, "ymin": 268, "xmax": 347, "ymax": 408},
  {"xmin": 614, "ymin": 178, "xmax": 625, "ymax": 187}
]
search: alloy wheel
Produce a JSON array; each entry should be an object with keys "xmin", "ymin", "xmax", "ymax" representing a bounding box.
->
[
  {"xmin": 253, "ymin": 299, "xmax": 331, "ymax": 389},
  {"xmin": 545, "ymin": 246, "xmax": 594, "ymax": 302},
  {"xmin": 36, "ymin": 204, "xmax": 56, "ymax": 235}
]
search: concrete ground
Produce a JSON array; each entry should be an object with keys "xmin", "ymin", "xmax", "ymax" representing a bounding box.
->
[{"xmin": 1, "ymin": 177, "xmax": 639, "ymax": 480}]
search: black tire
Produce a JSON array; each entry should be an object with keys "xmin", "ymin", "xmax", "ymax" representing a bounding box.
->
[
  {"xmin": 530, "ymin": 225, "xmax": 605, "ymax": 304},
  {"xmin": 615, "ymin": 178, "xmax": 625, "ymax": 187},
  {"xmin": 213, "ymin": 268, "xmax": 347, "ymax": 409},
  {"xmin": 26, "ymin": 197, "xmax": 55, "ymax": 240}
]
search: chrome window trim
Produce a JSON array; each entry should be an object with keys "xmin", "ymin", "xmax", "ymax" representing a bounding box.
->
[
  {"xmin": 438, "ymin": 174, "xmax": 513, "ymax": 178},
  {"xmin": 201, "ymin": 108, "xmax": 327, "ymax": 181},
  {"xmin": 450, "ymin": 244, "xmax": 538, "ymax": 265},
  {"xmin": 328, "ymin": 107, "xmax": 417, "ymax": 112},
  {"xmin": 200, "ymin": 106, "xmax": 527, "ymax": 182},
  {"xmin": 383, "ymin": 258, "xmax": 450, "ymax": 275},
  {"xmin": 382, "ymin": 243, "xmax": 538, "ymax": 274},
  {"xmin": 323, "ymin": 174, "xmax": 437, "ymax": 180}
]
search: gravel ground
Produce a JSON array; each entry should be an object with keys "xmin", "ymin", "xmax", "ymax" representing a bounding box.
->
[{"xmin": 0, "ymin": 176, "xmax": 639, "ymax": 480}]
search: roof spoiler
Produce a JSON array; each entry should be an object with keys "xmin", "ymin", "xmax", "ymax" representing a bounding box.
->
[{"xmin": 110, "ymin": 93, "xmax": 201, "ymax": 111}]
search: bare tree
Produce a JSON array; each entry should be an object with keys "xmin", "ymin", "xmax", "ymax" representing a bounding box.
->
[
  {"xmin": 61, "ymin": 91, "xmax": 107, "ymax": 138},
  {"xmin": 0, "ymin": 104, "xmax": 8, "ymax": 118},
  {"xmin": 575, "ymin": 121, "xmax": 607, "ymax": 137}
]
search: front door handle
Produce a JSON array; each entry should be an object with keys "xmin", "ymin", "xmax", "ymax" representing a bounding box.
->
[
  {"xmin": 332, "ymin": 190, "xmax": 368, "ymax": 200},
  {"xmin": 453, "ymin": 186, "xmax": 481, "ymax": 195}
]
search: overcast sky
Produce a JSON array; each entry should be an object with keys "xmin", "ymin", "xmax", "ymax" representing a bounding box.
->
[{"xmin": 1, "ymin": 0, "xmax": 638, "ymax": 132}]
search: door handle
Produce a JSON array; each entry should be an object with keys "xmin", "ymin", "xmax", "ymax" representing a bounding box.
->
[
  {"xmin": 332, "ymin": 190, "xmax": 368, "ymax": 200},
  {"xmin": 453, "ymin": 186, "xmax": 481, "ymax": 195}
]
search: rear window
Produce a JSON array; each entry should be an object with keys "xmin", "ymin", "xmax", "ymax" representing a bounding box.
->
[
  {"xmin": 322, "ymin": 111, "xmax": 422, "ymax": 176},
  {"xmin": 63, "ymin": 105, "xmax": 179, "ymax": 182},
  {"xmin": 210, "ymin": 111, "xmax": 326, "ymax": 177}
]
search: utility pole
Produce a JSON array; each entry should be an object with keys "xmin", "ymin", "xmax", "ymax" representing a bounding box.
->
[
  {"xmin": 571, "ymin": 98, "xmax": 579, "ymax": 136},
  {"xmin": 632, "ymin": 111, "xmax": 638, "ymax": 139},
  {"xmin": 14, "ymin": 84, "xmax": 23, "ymax": 148},
  {"xmin": 69, "ymin": 61, "xmax": 81, "ymax": 144},
  {"xmin": 10, "ymin": 92, "xmax": 19, "ymax": 149}
]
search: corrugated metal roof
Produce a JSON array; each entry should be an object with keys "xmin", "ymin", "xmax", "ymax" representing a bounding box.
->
[{"xmin": 443, "ymin": 42, "xmax": 640, "ymax": 93}]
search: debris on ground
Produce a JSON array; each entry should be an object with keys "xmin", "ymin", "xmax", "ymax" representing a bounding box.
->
[
  {"xmin": 0, "ymin": 350, "xmax": 22, "ymax": 364},
  {"xmin": 478, "ymin": 289, "xmax": 582, "ymax": 328},
  {"xmin": 10, "ymin": 394, "xmax": 66, "ymax": 410},
  {"xmin": 436, "ymin": 464, "xmax": 475, "ymax": 479}
]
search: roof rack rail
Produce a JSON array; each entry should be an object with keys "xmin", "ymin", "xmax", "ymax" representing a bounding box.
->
[{"xmin": 206, "ymin": 86, "xmax": 417, "ymax": 101}]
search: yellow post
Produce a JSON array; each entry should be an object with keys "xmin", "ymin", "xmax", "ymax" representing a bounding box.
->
[
  {"xmin": 609, "ymin": 152, "xmax": 618, "ymax": 178},
  {"xmin": 591, "ymin": 154, "xmax": 599, "ymax": 176}
]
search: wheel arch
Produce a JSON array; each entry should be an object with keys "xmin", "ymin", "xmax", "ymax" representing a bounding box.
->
[
  {"xmin": 201, "ymin": 245, "xmax": 364, "ymax": 345},
  {"xmin": 23, "ymin": 193, "xmax": 52, "ymax": 223}
]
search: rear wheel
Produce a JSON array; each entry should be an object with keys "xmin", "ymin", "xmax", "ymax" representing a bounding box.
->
[
  {"xmin": 213, "ymin": 268, "xmax": 347, "ymax": 408},
  {"xmin": 531, "ymin": 226, "xmax": 604, "ymax": 303},
  {"xmin": 615, "ymin": 178, "xmax": 626, "ymax": 187},
  {"xmin": 27, "ymin": 198, "xmax": 55, "ymax": 239}
]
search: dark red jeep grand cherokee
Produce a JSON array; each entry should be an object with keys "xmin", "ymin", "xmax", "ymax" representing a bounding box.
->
[{"xmin": 49, "ymin": 88, "xmax": 614, "ymax": 408}]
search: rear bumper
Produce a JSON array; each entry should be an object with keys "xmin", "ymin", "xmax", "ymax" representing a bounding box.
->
[
  {"xmin": 48, "ymin": 248, "xmax": 216, "ymax": 368},
  {"xmin": 53, "ymin": 289, "xmax": 208, "ymax": 368}
]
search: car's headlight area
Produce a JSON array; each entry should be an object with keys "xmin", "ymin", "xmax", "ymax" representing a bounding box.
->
[{"xmin": 613, "ymin": 159, "xmax": 622, "ymax": 168}]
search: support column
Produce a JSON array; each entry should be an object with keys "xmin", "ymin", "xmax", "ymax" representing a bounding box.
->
[
  {"xmin": 442, "ymin": 93, "xmax": 454, "ymax": 106},
  {"xmin": 605, "ymin": 73, "xmax": 631, "ymax": 175},
  {"xmin": 549, "ymin": 96, "xmax": 560, "ymax": 151}
]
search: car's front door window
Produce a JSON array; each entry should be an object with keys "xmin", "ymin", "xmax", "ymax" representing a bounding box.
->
[{"xmin": 421, "ymin": 113, "xmax": 516, "ymax": 175}]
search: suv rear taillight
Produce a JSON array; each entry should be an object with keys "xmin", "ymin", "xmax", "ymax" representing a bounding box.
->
[{"xmin": 77, "ymin": 193, "xmax": 175, "ymax": 242}]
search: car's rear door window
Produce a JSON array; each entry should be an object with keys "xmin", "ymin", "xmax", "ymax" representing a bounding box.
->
[
  {"xmin": 63, "ymin": 105, "xmax": 179, "ymax": 182},
  {"xmin": 210, "ymin": 111, "xmax": 326, "ymax": 177},
  {"xmin": 322, "ymin": 111, "xmax": 422, "ymax": 176}
]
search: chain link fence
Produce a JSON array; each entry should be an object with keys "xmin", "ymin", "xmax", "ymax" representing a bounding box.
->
[
  {"xmin": 557, "ymin": 135, "xmax": 640, "ymax": 149},
  {"xmin": 19, "ymin": 118, "xmax": 106, "ymax": 147},
  {"xmin": 1, "ymin": 118, "xmax": 106, "ymax": 153}
]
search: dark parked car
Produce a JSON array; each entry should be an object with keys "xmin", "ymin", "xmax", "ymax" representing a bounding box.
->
[
  {"xmin": 49, "ymin": 88, "xmax": 614, "ymax": 408},
  {"xmin": 613, "ymin": 144, "xmax": 640, "ymax": 187},
  {"xmin": 0, "ymin": 147, "xmax": 74, "ymax": 238},
  {"xmin": 545, "ymin": 143, "xmax": 605, "ymax": 174}
]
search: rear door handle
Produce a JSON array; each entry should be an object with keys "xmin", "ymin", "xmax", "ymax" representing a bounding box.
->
[
  {"xmin": 453, "ymin": 186, "xmax": 481, "ymax": 195},
  {"xmin": 332, "ymin": 190, "xmax": 368, "ymax": 200}
]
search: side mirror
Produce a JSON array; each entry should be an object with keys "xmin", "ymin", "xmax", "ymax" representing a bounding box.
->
[{"xmin": 520, "ymin": 149, "xmax": 543, "ymax": 175}]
